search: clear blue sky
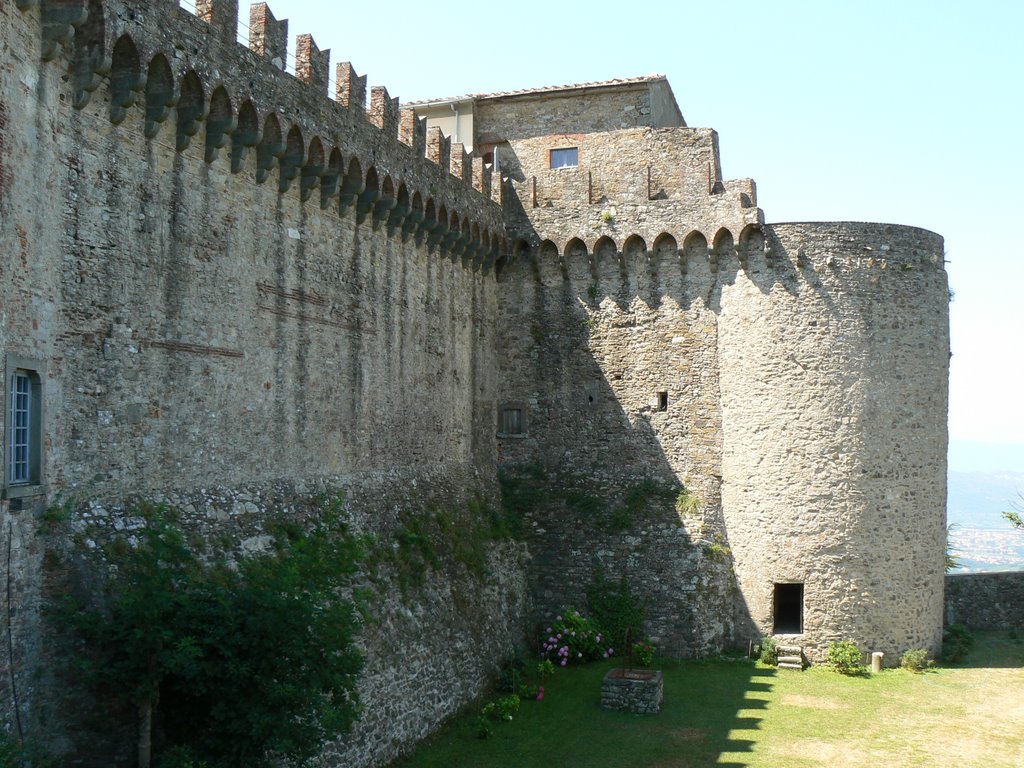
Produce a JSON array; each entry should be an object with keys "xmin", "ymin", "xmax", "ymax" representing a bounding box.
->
[{"xmin": 204, "ymin": 0, "xmax": 1024, "ymax": 464}]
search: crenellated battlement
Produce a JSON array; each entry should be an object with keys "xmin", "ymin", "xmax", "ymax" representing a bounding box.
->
[
  {"xmin": 503, "ymin": 221, "xmax": 945, "ymax": 299},
  {"xmin": 14, "ymin": 0, "xmax": 506, "ymax": 268}
]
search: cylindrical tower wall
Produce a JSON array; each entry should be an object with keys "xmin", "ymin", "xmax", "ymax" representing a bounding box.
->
[{"xmin": 718, "ymin": 222, "xmax": 948, "ymax": 663}]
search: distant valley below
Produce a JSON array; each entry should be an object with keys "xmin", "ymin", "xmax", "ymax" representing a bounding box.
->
[{"xmin": 947, "ymin": 469, "xmax": 1024, "ymax": 572}]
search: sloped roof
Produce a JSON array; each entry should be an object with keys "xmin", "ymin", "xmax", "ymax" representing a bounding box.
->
[
  {"xmin": 471, "ymin": 74, "xmax": 667, "ymax": 101},
  {"xmin": 406, "ymin": 74, "xmax": 667, "ymax": 108}
]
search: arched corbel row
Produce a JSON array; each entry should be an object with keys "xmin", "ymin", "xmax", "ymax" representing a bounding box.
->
[
  {"xmin": 339, "ymin": 157, "xmax": 364, "ymax": 215},
  {"xmin": 255, "ymin": 113, "xmax": 285, "ymax": 184},
  {"xmin": 278, "ymin": 125, "xmax": 305, "ymax": 193},
  {"xmin": 109, "ymin": 35, "xmax": 143, "ymax": 124},
  {"xmin": 416, "ymin": 198, "xmax": 436, "ymax": 248},
  {"xmin": 683, "ymin": 231, "xmax": 710, "ymax": 276},
  {"xmin": 176, "ymin": 71, "xmax": 208, "ymax": 152},
  {"xmin": 371, "ymin": 175, "xmax": 397, "ymax": 231},
  {"xmin": 144, "ymin": 54, "xmax": 176, "ymax": 138},
  {"xmin": 402, "ymin": 191, "xmax": 424, "ymax": 243},
  {"xmin": 387, "ymin": 184, "xmax": 411, "ymax": 237},
  {"xmin": 205, "ymin": 86, "xmax": 236, "ymax": 163},
  {"xmin": 299, "ymin": 137, "xmax": 325, "ymax": 203},
  {"xmin": 231, "ymin": 99, "xmax": 261, "ymax": 173},
  {"xmin": 356, "ymin": 166, "xmax": 381, "ymax": 226},
  {"xmin": 738, "ymin": 224, "xmax": 766, "ymax": 271},
  {"xmin": 427, "ymin": 204, "xmax": 449, "ymax": 253},
  {"xmin": 320, "ymin": 148, "xmax": 343, "ymax": 209},
  {"xmin": 711, "ymin": 228, "xmax": 735, "ymax": 273},
  {"xmin": 40, "ymin": 0, "xmax": 89, "ymax": 62},
  {"xmin": 31, "ymin": 21, "xmax": 501, "ymax": 270},
  {"xmin": 70, "ymin": 0, "xmax": 110, "ymax": 109}
]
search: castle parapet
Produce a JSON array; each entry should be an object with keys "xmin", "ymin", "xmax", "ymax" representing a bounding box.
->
[
  {"xmin": 12, "ymin": 0, "xmax": 507, "ymax": 265},
  {"xmin": 249, "ymin": 1, "xmax": 287, "ymax": 68},
  {"xmin": 295, "ymin": 33, "xmax": 329, "ymax": 94},
  {"xmin": 196, "ymin": 0, "xmax": 238, "ymax": 46}
]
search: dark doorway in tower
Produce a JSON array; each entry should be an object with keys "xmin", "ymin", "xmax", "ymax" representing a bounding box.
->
[{"xmin": 773, "ymin": 583, "xmax": 804, "ymax": 634}]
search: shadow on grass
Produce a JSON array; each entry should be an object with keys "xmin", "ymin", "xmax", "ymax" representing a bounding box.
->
[
  {"xmin": 393, "ymin": 658, "xmax": 776, "ymax": 768},
  {"xmin": 940, "ymin": 629, "xmax": 1024, "ymax": 670}
]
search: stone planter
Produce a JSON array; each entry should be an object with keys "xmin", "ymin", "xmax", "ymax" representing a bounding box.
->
[{"xmin": 600, "ymin": 668, "xmax": 663, "ymax": 714}]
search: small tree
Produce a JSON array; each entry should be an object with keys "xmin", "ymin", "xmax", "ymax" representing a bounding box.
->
[
  {"xmin": 945, "ymin": 523, "xmax": 962, "ymax": 572},
  {"xmin": 1004, "ymin": 492, "xmax": 1024, "ymax": 530}
]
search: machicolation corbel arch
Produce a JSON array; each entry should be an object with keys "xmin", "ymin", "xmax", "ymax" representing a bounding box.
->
[{"xmin": 18, "ymin": 0, "xmax": 507, "ymax": 269}]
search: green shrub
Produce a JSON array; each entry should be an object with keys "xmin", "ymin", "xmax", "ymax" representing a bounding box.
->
[
  {"xmin": 632, "ymin": 642, "xmax": 656, "ymax": 667},
  {"xmin": 497, "ymin": 655, "xmax": 527, "ymax": 694},
  {"xmin": 51, "ymin": 501, "xmax": 364, "ymax": 768},
  {"xmin": 0, "ymin": 732, "xmax": 57, "ymax": 768},
  {"xmin": 675, "ymin": 488, "xmax": 701, "ymax": 517},
  {"xmin": 827, "ymin": 640, "xmax": 867, "ymax": 675},
  {"xmin": 481, "ymin": 695, "xmax": 520, "ymax": 722},
  {"xmin": 585, "ymin": 570, "xmax": 646, "ymax": 652},
  {"xmin": 759, "ymin": 637, "xmax": 779, "ymax": 666},
  {"xmin": 475, "ymin": 716, "xmax": 493, "ymax": 740},
  {"xmin": 900, "ymin": 648, "xmax": 933, "ymax": 673},
  {"xmin": 942, "ymin": 623, "xmax": 974, "ymax": 665},
  {"xmin": 541, "ymin": 610, "xmax": 613, "ymax": 666}
]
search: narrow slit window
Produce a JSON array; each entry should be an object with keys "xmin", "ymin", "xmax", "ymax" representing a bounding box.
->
[
  {"xmin": 550, "ymin": 147, "xmax": 578, "ymax": 169},
  {"xmin": 773, "ymin": 582, "xmax": 804, "ymax": 634},
  {"xmin": 657, "ymin": 391, "xmax": 669, "ymax": 412}
]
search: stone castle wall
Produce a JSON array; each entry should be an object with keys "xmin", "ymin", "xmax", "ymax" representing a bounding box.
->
[
  {"xmin": 494, "ymin": 220, "xmax": 948, "ymax": 662},
  {"xmin": 718, "ymin": 222, "xmax": 949, "ymax": 662},
  {"xmin": 1, "ymin": 0, "xmax": 952, "ymax": 762},
  {"xmin": 0, "ymin": 2, "xmax": 523, "ymax": 765},
  {"xmin": 945, "ymin": 572, "xmax": 1024, "ymax": 630}
]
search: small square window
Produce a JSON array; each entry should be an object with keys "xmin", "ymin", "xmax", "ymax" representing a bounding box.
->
[
  {"xmin": 550, "ymin": 147, "xmax": 578, "ymax": 169},
  {"xmin": 499, "ymin": 407, "xmax": 524, "ymax": 436},
  {"xmin": 656, "ymin": 391, "xmax": 669, "ymax": 412}
]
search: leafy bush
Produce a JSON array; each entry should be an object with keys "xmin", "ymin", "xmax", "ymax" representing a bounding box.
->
[
  {"xmin": 497, "ymin": 655, "xmax": 528, "ymax": 694},
  {"xmin": 942, "ymin": 623, "xmax": 974, "ymax": 665},
  {"xmin": 827, "ymin": 640, "xmax": 867, "ymax": 675},
  {"xmin": 900, "ymin": 648, "xmax": 933, "ymax": 673},
  {"xmin": 541, "ymin": 610, "xmax": 613, "ymax": 666},
  {"xmin": 52, "ymin": 501, "xmax": 364, "ymax": 768},
  {"xmin": 585, "ymin": 570, "xmax": 646, "ymax": 652},
  {"xmin": 632, "ymin": 642, "xmax": 656, "ymax": 667},
  {"xmin": 759, "ymin": 637, "xmax": 779, "ymax": 666},
  {"xmin": 0, "ymin": 733, "xmax": 57, "ymax": 768},
  {"xmin": 481, "ymin": 695, "xmax": 520, "ymax": 722}
]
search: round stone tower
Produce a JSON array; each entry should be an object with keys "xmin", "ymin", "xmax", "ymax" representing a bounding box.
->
[{"xmin": 718, "ymin": 222, "xmax": 949, "ymax": 663}]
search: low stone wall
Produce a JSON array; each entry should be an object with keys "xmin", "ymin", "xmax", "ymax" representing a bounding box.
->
[
  {"xmin": 600, "ymin": 669, "xmax": 664, "ymax": 714},
  {"xmin": 945, "ymin": 572, "xmax": 1024, "ymax": 630}
]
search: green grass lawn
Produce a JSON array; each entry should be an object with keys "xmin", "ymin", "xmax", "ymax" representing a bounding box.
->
[{"xmin": 394, "ymin": 632, "xmax": 1024, "ymax": 768}]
